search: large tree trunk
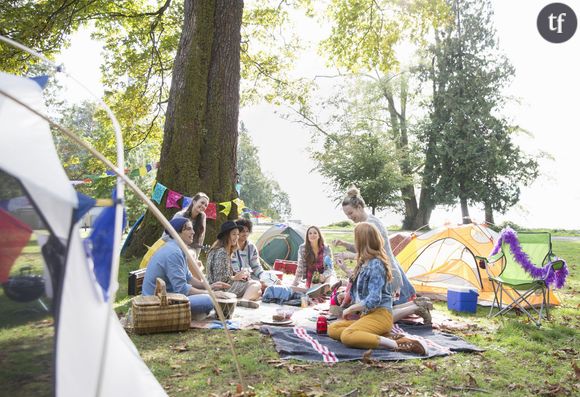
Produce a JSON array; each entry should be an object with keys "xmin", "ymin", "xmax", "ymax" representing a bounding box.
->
[{"xmin": 125, "ymin": 0, "xmax": 243, "ymax": 258}]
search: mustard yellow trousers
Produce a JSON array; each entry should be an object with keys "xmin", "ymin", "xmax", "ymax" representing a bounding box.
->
[{"xmin": 328, "ymin": 307, "xmax": 393, "ymax": 349}]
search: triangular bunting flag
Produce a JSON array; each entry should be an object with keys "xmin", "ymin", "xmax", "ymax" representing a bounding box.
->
[
  {"xmin": 232, "ymin": 198, "xmax": 246, "ymax": 216},
  {"xmin": 151, "ymin": 182, "xmax": 167, "ymax": 204},
  {"xmin": 166, "ymin": 190, "xmax": 183, "ymax": 208},
  {"xmin": 0, "ymin": 208, "xmax": 33, "ymax": 283},
  {"xmin": 219, "ymin": 201, "xmax": 232, "ymax": 216},
  {"xmin": 205, "ymin": 202, "xmax": 217, "ymax": 220},
  {"xmin": 139, "ymin": 167, "xmax": 147, "ymax": 176},
  {"xmin": 182, "ymin": 196, "xmax": 193, "ymax": 210}
]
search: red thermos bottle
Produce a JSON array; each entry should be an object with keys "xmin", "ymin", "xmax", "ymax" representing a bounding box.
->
[{"xmin": 316, "ymin": 316, "xmax": 328, "ymax": 334}]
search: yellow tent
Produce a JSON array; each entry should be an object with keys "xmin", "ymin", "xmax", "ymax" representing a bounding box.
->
[{"xmin": 397, "ymin": 223, "xmax": 560, "ymax": 306}]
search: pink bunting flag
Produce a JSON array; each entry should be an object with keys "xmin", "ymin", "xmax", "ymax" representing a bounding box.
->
[
  {"xmin": 166, "ymin": 190, "xmax": 183, "ymax": 208},
  {"xmin": 205, "ymin": 202, "xmax": 217, "ymax": 220}
]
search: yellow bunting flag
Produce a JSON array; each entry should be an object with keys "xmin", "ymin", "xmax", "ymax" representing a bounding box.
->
[
  {"xmin": 232, "ymin": 198, "xmax": 246, "ymax": 216},
  {"xmin": 219, "ymin": 201, "xmax": 232, "ymax": 216},
  {"xmin": 139, "ymin": 166, "xmax": 147, "ymax": 176}
]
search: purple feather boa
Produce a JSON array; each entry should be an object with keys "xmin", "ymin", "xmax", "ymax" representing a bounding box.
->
[{"xmin": 490, "ymin": 227, "xmax": 568, "ymax": 289}]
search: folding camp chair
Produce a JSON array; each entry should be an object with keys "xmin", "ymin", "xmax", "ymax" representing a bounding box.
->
[{"xmin": 475, "ymin": 232, "xmax": 564, "ymax": 326}]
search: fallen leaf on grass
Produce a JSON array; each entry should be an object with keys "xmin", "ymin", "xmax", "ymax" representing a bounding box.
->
[
  {"xmin": 266, "ymin": 359, "xmax": 312, "ymax": 373},
  {"xmin": 467, "ymin": 373, "xmax": 478, "ymax": 388},
  {"xmin": 362, "ymin": 349, "xmax": 373, "ymax": 364},
  {"xmin": 423, "ymin": 362, "xmax": 438, "ymax": 371},
  {"xmin": 540, "ymin": 382, "xmax": 565, "ymax": 396},
  {"xmin": 231, "ymin": 383, "xmax": 256, "ymax": 397},
  {"xmin": 172, "ymin": 345, "xmax": 189, "ymax": 352},
  {"xmin": 213, "ymin": 367, "xmax": 222, "ymax": 375},
  {"xmin": 573, "ymin": 361, "xmax": 580, "ymax": 380},
  {"xmin": 507, "ymin": 383, "xmax": 523, "ymax": 391},
  {"xmin": 381, "ymin": 384, "xmax": 412, "ymax": 395},
  {"xmin": 32, "ymin": 319, "xmax": 53, "ymax": 328}
]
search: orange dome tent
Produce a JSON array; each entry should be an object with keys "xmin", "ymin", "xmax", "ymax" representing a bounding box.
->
[{"xmin": 396, "ymin": 223, "xmax": 560, "ymax": 307}]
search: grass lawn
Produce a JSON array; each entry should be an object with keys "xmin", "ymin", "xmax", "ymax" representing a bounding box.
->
[{"xmin": 1, "ymin": 230, "xmax": 578, "ymax": 396}]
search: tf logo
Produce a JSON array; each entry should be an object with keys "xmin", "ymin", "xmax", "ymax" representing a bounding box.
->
[{"xmin": 537, "ymin": 3, "xmax": 577, "ymax": 43}]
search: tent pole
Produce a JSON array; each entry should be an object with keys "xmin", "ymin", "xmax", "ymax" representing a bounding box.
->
[{"xmin": 0, "ymin": 88, "xmax": 247, "ymax": 393}]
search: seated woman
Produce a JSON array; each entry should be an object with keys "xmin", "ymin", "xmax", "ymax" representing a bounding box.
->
[
  {"xmin": 206, "ymin": 221, "xmax": 262, "ymax": 308},
  {"xmin": 291, "ymin": 225, "xmax": 338, "ymax": 297},
  {"xmin": 141, "ymin": 218, "xmax": 229, "ymax": 319},
  {"xmin": 328, "ymin": 222, "xmax": 427, "ymax": 355}
]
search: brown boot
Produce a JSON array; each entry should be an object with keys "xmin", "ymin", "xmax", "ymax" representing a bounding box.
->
[{"xmin": 395, "ymin": 337, "xmax": 427, "ymax": 356}]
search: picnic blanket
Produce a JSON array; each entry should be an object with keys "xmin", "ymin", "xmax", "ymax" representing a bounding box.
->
[{"xmin": 260, "ymin": 323, "xmax": 483, "ymax": 362}]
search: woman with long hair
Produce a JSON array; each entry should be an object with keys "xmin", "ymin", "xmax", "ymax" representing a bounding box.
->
[
  {"xmin": 206, "ymin": 221, "xmax": 262, "ymax": 307},
  {"xmin": 291, "ymin": 226, "xmax": 337, "ymax": 293},
  {"xmin": 328, "ymin": 223, "xmax": 426, "ymax": 355},
  {"xmin": 170, "ymin": 192, "xmax": 209, "ymax": 256}
]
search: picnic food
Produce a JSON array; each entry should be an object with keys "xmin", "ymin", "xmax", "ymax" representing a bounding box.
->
[{"xmin": 272, "ymin": 314, "xmax": 285, "ymax": 322}]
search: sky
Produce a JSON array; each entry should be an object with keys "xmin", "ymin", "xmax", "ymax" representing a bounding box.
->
[{"xmin": 57, "ymin": 0, "xmax": 580, "ymax": 230}]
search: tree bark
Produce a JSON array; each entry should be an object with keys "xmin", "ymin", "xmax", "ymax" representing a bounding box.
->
[
  {"xmin": 484, "ymin": 202, "xmax": 494, "ymax": 225},
  {"xmin": 125, "ymin": 0, "xmax": 243, "ymax": 257},
  {"xmin": 460, "ymin": 196, "xmax": 471, "ymax": 224},
  {"xmin": 383, "ymin": 81, "xmax": 419, "ymax": 230}
]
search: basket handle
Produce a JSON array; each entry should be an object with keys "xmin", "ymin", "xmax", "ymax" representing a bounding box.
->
[{"xmin": 155, "ymin": 278, "xmax": 168, "ymax": 306}]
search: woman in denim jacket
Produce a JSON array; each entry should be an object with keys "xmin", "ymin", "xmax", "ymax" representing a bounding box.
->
[{"xmin": 328, "ymin": 222, "xmax": 426, "ymax": 355}]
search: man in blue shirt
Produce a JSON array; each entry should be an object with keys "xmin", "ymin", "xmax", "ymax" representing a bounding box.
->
[{"xmin": 142, "ymin": 218, "xmax": 229, "ymax": 318}]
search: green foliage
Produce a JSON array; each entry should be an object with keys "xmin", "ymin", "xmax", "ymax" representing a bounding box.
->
[
  {"xmin": 324, "ymin": 220, "xmax": 352, "ymax": 228},
  {"xmin": 417, "ymin": 0, "xmax": 539, "ymax": 218},
  {"xmin": 237, "ymin": 124, "xmax": 291, "ymax": 220},
  {"xmin": 50, "ymin": 100, "xmax": 160, "ymax": 223},
  {"xmin": 307, "ymin": 77, "xmax": 412, "ymax": 214},
  {"xmin": 313, "ymin": 130, "xmax": 406, "ymax": 213},
  {"xmin": 320, "ymin": 0, "xmax": 452, "ymax": 74}
]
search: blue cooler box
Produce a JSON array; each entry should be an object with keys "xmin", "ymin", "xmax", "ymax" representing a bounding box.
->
[{"xmin": 447, "ymin": 287, "xmax": 479, "ymax": 313}]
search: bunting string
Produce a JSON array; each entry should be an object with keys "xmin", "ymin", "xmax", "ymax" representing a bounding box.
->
[
  {"xmin": 74, "ymin": 162, "xmax": 159, "ymax": 184},
  {"xmin": 149, "ymin": 181, "xmax": 271, "ymax": 221}
]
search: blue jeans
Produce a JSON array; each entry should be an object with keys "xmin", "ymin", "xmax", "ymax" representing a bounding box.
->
[
  {"xmin": 394, "ymin": 262, "xmax": 416, "ymax": 305},
  {"xmin": 188, "ymin": 294, "xmax": 214, "ymax": 315}
]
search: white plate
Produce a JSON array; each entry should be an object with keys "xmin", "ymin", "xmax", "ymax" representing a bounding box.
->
[{"xmin": 261, "ymin": 319, "xmax": 293, "ymax": 326}]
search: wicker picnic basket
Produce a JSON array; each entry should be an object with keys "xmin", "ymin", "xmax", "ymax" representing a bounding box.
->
[{"xmin": 131, "ymin": 278, "xmax": 191, "ymax": 334}]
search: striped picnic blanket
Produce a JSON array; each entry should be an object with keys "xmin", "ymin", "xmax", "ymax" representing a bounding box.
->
[{"xmin": 260, "ymin": 323, "xmax": 483, "ymax": 362}]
